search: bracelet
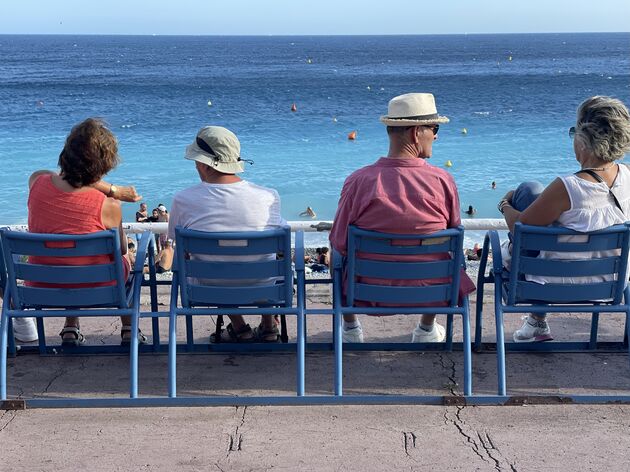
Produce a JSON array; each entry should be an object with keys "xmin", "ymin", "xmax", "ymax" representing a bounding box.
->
[{"xmin": 497, "ymin": 199, "xmax": 511, "ymax": 214}]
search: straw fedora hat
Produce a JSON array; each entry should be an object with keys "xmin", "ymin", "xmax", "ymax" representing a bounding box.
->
[
  {"xmin": 380, "ymin": 93, "xmax": 450, "ymax": 126},
  {"xmin": 185, "ymin": 126, "xmax": 245, "ymax": 174}
]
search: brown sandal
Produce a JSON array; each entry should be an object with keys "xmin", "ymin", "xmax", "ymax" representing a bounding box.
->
[
  {"xmin": 210, "ymin": 323, "xmax": 256, "ymax": 343},
  {"xmin": 253, "ymin": 323, "xmax": 281, "ymax": 343},
  {"xmin": 59, "ymin": 326, "xmax": 86, "ymax": 346}
]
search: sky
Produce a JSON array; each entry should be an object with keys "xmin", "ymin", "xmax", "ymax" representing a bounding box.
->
[{"xmin": 1, "ymin": 0, "xmax": 629, "ymax": 35}]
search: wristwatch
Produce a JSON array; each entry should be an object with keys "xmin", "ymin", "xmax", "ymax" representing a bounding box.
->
[
  {"xmin": 497, "ymin": 199, "xmax": 511, "ymax": 214},
  {"xmin": 108, "ymin": 184, "xmax": 118, "ymax": 198}
]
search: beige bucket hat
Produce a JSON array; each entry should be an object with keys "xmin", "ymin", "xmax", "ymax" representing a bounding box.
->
[
  {"xmin": 184, "ymin": 126, "xmax": 245, "ymax": 174},
  {"xmin": 380, "ymin": 93, "xmax": 450, "ymax": 126}
]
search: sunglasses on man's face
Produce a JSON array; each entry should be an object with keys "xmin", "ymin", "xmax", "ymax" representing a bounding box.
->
[
  {"xmin": 569, "ymin": 126, "xmax": 576, "ymax": 138},
  {"xmin": 424, "ymin": 124, "xmax": 439, "ymax": 135}
]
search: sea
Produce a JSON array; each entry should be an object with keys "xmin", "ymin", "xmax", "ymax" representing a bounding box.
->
[{"xmin": 1, "ymin": 33, "xmax": 629, "ymax": 246}]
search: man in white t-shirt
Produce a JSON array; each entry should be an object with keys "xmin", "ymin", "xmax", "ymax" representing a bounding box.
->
[{"xmin": 168, "ymin": 126, "xmax": 286, "ymax": 343}]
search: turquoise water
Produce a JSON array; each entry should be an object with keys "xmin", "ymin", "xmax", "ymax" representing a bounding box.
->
[{"xmin": 1, "ymin": 34, "xmax": 629, "ymax": 238}]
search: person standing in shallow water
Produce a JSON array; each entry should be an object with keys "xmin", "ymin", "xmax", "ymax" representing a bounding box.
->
[{"xmin": 27, "ymin": 118, "xmax": 146, "ymax": 346}]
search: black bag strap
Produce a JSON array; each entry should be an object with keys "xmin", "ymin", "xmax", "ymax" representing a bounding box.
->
[{"xmin": 575, "ymin": 169, "xmax": 624, "ymax": 214}]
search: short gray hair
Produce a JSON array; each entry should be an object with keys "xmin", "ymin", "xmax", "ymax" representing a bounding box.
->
[{"xmin": 575, "ymin": 96, "xmax": 630, "ymax": 162}]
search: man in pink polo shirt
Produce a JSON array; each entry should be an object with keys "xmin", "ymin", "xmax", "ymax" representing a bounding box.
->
[{"xmin": 329, "ymin": 93, "xmax": 475, "ymax": 343}]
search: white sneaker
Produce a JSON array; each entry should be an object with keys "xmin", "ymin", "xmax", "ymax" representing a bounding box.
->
[
  {"xmin": 513, "ymin": 315, "xmax": 553, "ymax": 343},
  {"xmin": 342, "ymin": 324, "xmax": 364, "ymax": 343},
  {"xmin": 12, "ymin": 317, "xmax": 38, "ymax": 343},
  {"xmin": 411, "ymin": 322, "xmax": 446, "ymax": 343}
]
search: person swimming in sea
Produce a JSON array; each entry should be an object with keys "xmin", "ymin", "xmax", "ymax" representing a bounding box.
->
[
  {"xmin": 299, "ymin": 206, "xmax": 317, "ymax": 218},
  {"xmin": 465, "ymin": 205, "xmax": 476, "ymax": 215}
]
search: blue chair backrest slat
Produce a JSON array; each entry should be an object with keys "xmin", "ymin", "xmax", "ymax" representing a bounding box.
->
[
  {"xmin": 187, "ymin": 283, "xmax": 287, "ymax": 307},
  {"xmin": 515, "ymin": 281, "xmax": 616, "ymax": 303},
  {"xmin": 519, "ymin": 231, "xmax": 623, "ymax": 253},
  {"xmin": 355, "ymin": 237, "xmax": 455, "ymax": 255},
  {"xmin": 15, "ymin": 262, "xmax": 117, "ymax": 284},
  {"xmin": 355, "ymin": 259, "xmax": 453, "ymax": 280},
  {"xmin": 185, "ymin": 259, "xmax": 284, "ymax": 280},
  {"xmin": 354, "ymin": 283, "xmax": 451, "ymax": 305},
  {"xmin": 518, "ymin": 256, "xmax": 619, "ymax": 278},
  {"xmin": 17, "ymin": 285, "xmax": 121, "ymax": 308},
  {"xmin": 3, "ymin": 233, "xmax": 116, "ymax": 257},
  {"xmin": 180, "ymin": 231, "xmax": 285, "ymax": 256}
]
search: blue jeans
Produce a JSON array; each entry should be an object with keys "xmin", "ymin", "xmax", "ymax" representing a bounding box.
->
[
  {"xmin": 509, "ymin": 181, "xmax": 546, "ymax": 319},
  {"xmin": 508, "ymin": 181, "xmax": 544, "ymax": 246},
  {"xmin": 511, "ymin": 181, "xmax": 544, "ymax": 212}
]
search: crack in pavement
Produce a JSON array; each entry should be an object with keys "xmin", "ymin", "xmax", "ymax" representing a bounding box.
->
[
  {"xmin": 226, "ymin": 405, "xmax": 247, "ymax": 458},
  {"xmin": 0, "ymin": 411, "xmax": 17, "ymax": 433},
  {"xmin": 402, "ymin": 431, "xmax": 417, "ymax": 458},
  {"xmin": 444, "ymin": 405, "xmax": 518, "ymax": 471},
  {"xmin": 41, "ymin": 366, "xmax": 67, "ymax": 395},
  {"xmin": 437, "ymin": 353, "xmax": 458, "ymax": 395}
]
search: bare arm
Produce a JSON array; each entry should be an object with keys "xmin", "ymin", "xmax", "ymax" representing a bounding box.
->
[
  {"xmin": 92, "ymin": 180, "xmax": 143, "ymax": 202},
  {"xmin": 101, "ymin": 198, "xmax": 127, "ymax": 255},
  {"xmin": 502, "ymin": 178, "xmax": 570, "ymax": 233}
]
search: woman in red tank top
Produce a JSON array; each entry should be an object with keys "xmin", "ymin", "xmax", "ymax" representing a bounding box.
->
[{"xmin": 27, "ymin": 118, "xmax": 144, "ymax": 346}]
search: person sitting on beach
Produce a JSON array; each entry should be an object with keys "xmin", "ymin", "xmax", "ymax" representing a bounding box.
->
[
  {"xmin": 318, "ymin": 246, "xmax": 330, "ymax": 266},
  {"xmin": 167, "ymin": 125, "xmax": 286, "ymax": 343},
  {"xmin": 299, "ymin": 206, "xmax": 317, "ymax": 218},
  {"xmin": 330, "ymin": 93, "xmax": 475, "ymax": 343},
  {"xmin": 465, "ymin": 205, "xmax": 476, "ymax": 215},
  {"xmin": 154, "ymin": 239, "xmax": 174, "ymax": 273},
  {"xmin": 135, "ymin": 202, "xmax": 149, "ymax": 222},
  {"xmin": 498, "ymin": 96, "xmax": 630, "ymax": 342},
  {"xmin": 27, "ymin": 118, "xmax": 146, "ymax": 345}
]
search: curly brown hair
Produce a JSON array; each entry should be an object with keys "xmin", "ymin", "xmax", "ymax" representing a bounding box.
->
[{"xmin": 58, "ymin": 118, "xmax": 120, "ymax": 188}]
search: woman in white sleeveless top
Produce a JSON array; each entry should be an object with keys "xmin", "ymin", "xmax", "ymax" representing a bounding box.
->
[{"xmin": 498, "ymin": 96, "xmax": 630, "ymax": 342}]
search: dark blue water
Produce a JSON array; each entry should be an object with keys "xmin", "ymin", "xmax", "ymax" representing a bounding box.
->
[{"xmin": 1, "ymin": 34, "xmax": 629, "ymax": 235}]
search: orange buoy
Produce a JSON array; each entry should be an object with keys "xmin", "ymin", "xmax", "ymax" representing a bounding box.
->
[
  {"xmin": 348, "ymin": 130, "xmax": 357, "ymax": 140},
  {"xmin": 291, "ymin": 103, "xmax": 297, "ymax": 112}
]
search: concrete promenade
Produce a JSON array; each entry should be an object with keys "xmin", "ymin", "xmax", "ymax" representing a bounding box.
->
[{"xmin": 2, "ymin": 282, "xmax": 630, "ymax": 470}]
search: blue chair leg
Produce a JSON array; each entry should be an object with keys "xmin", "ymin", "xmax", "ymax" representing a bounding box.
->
[
  {"xmin": 445, "ymin": 313, "xmax": 453, "ymax": 352},
  {"xmin": 7, "ymin": 318, "xmax": 16, "ymax": 357},
  {"xmin": 495, "ymin": 306, "xmax": 507, "ymax": 396},
  {"xmin": 474, "ymin": 282, "xmax": 485, "ymax": 351},
  {"xmin": 185, "ymin": 315, "xmax": 194, "ymax": 351},
  {"xmin": 589, "ymin": 311, "xmax": 600, "ymax": 350},
  {"xmin": 462, "ymin": 299, "xmax": 472, "ymax": 396},
  {"xmin": 168, "ymin": 312, "xmax": 177, "ymax": 398},
  {"xmin": 0, "ymin": 307, "xmax": 9, "ymax": 400},
  {"xmin": 130, "ymin": 313, "xmax": 139, "ymax": 398},
  {"xmin": 36, "ymin": 317, "xmax": 46, "ymax": 355},
  {"xmin": 297, "ymin": 310, "xmax": 305, "ymax": 397}
]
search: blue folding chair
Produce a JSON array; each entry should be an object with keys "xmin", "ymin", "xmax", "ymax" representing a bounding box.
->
[
  {"xmin": 0, "ymin": 228, "xmax": 152, "ymax": 400},
  {"xmin": 331, "ymin": 225, "xmax": 472, "ymax": 397},
  {"xmin": 475, "ymin": 222, "xmax": 630, "ymax": 396},
  {"xmin": 167, "ymin": 226, "xmax": 306, "ymax": 399}
]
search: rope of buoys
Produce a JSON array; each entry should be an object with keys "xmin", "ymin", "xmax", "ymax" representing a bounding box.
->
[
  {"xmin": 348, "ymin": 130, "xmax": 357, "ymax": 140},
  {"xmin": 461, "ymin": 128, "xmax": 468, "ymax": 135},
  {"xmin": 445, "ymin": 160, "xmax": 453, "ymax": 167}
]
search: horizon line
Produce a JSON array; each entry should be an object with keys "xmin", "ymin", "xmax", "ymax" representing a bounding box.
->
[{"xmin": 1, "ymin": 31, "xmax": 629, "ymax": 37}]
